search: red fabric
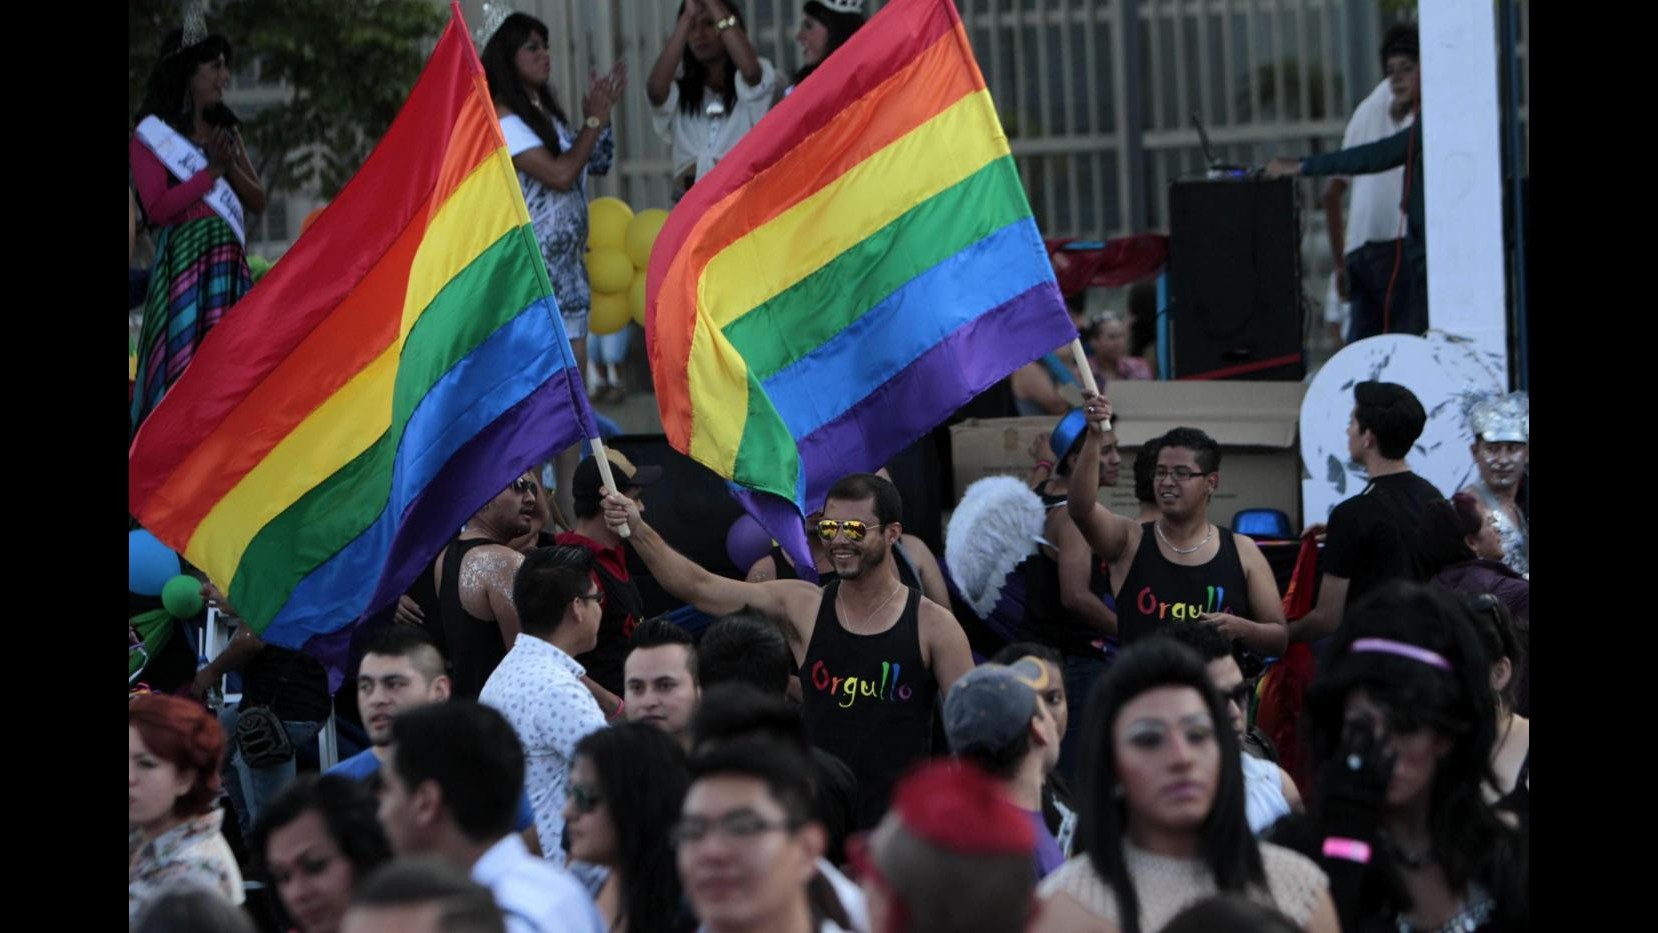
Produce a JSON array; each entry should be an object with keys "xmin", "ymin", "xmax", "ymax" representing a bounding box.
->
[
  {"xmin": 130, "ymin": 136, "xmax": 219, "ymax": 227},
  {"xmin": 1044, "ymin": 234, "xmax": 1170, "ymax": 297},
  {"xmin": 554, "ymin": 531, "xmax": 631, "ymax": 583},
  {"xmin": 1255, "ymin": 536, "xmax": 1321, "ymax": 796},
  {"xmin": 890, "ymin": 760, "xmax": 1032, "ymax": 855}
]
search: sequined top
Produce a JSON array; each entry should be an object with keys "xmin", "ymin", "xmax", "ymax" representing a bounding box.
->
[
  {"xmin": 1038, "ymin": 841, "xmax": 1327, "ymax": 931},
  {"xmin": 128, "ymin": 807, "xmax": 244, "ymax": 926}
]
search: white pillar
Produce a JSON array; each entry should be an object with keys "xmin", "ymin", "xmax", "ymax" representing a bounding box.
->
[{"xmin": 1419, "ymin": 2, "xmax": 1510, "ymax": 383}]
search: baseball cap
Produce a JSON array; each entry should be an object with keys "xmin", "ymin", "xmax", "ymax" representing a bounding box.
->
[
  {"xmin": 571, "ymin": 450, "xmax": 662, "ymax": 502},
  {"xmin": 943, "ymin": 658, "xmax": 1051, "ymax": 757}
]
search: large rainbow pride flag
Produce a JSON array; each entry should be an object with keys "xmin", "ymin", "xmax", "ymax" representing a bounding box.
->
[
  {"xmin": 647, "ymin": 0, "xmax": 1076, "ymax": 573},
  {"xmin": 128, "ymin": 6, "xmax": 596, "ymax": 673}
]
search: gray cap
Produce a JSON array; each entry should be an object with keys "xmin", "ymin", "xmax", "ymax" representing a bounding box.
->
[{"xmin": 943, "ymin": 658, "xmax": 1051, "ymax": 756}]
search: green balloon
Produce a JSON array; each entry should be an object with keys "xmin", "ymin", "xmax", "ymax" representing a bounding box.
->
[{"xmin": 161, "ymin": 574, "xmax": 204, "ymax": 618}]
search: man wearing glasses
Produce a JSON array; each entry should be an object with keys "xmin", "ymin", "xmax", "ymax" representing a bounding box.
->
[
  {"xmin": 433, "ymin": 472, "xmax": 541, "ymax": 699},
  {"xmin": 675, "ymin": 738, "xmax": 841, "ymax": 933},
  {"xmin": 1067, "ymin": 395, "xmax": 1288, "ymax": 655},
  {"xmin": 603, "ymin": 471, "xmax": 974, "ymax": 830},
  {"xmin": 479, "ymin": 546, "xmax": 609, "ymax": 868}
]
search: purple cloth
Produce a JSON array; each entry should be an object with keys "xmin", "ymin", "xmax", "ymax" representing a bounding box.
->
[{"xmin": 1027, "ymin": 808, "xmax": 1065, "ymax": 879}]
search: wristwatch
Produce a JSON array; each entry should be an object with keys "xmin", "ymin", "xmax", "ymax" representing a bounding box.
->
[
  {"xmin": 715, "ymin": 14, "xmax": 738, "ymax": 31},
  {"xmin": 585, "ymin": 115, "xmax": 603, "ymax": 130}
]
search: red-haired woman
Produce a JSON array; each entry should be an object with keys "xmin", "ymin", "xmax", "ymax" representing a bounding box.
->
[{"xmin": 129, "ymin": 693, "xmax": 244, "ymax": 925}]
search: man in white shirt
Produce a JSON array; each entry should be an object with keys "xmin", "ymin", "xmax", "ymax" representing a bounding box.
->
[
  {"xmin": 479, "ymin": 545, "xmax": 608, "ymax": 867},
  {"xmin": 1321, "ymin": 23, "xmax": 1419, "ymax": 344},
  {"xmin": 376, "ymin": 701, "xmax": 604, "ymax": 933}
]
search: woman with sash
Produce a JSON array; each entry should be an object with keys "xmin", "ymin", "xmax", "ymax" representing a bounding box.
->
[{"xmin": 129, "ymin": 24, "xmax": 265, "ymax": 436}]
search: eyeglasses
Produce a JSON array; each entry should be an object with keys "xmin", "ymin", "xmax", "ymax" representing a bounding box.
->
[
  {"xmin": 816, "ymin": 519, "xmax": 885, "ymax": 542},
  {"xmin": 567, "ymin": 783, "xmax": 603, "ymax": 814},
  {"xmin": 573, "ymin": 590, "xmax": 605, "ymax": 607},
  {"xmin": 669, "ymin": 810, "xmax": 799, "ymax": 847},
  {"xmin": 1153, "ymin": 467, "xmax": 1211, "ymax": 482},
  {"xmin": 510, "ymin": 477, "xmax": 538, "ymax": 494}
]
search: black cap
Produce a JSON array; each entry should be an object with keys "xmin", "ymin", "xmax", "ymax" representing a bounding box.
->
[{"xmin": 572, "ymin": 450, "xmax": 662, "ymax": 503}]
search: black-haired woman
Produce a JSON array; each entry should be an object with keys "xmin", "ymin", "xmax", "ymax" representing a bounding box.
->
[
  {"xmin": 130, "ymin": 26, "xmax": 266, "ymax": 435},
  {"xmin": 1269, "ymin": 583, "xmax": 1528, "ymax": 932},
  {"xmin": 482, "ymin": 12, "xmax": 625, "ymax": 381},
  {"xmin": 646, "ymin": 0, "xmax": 775, "ymax": 195},
  {"xmin": 779, "ymin": 1, "xmax": 867, "ymax": 100},
  {"xmin": 566, "ymin": 723, "xmax": 696, "ymax": 932},
  {"xmin": 1035, "ymin": 639, "xmax": 1338, "ymax": 932}
]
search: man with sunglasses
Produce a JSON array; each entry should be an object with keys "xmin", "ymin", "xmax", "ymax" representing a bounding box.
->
[
  {"xmin": 1159, "ymin": 619, "xmax": 1302, "ymax": 835},
  {"xmin": 433, "ymin": 472, "xmax": 540, "ymax": 699},
  {"xmin": 603, "ymin": 471, "xmax": 975, "ymax": 830},
  {"xmin": 1068, "ymin": 396, "xmax": 1289, "ymax": 655},
  {"xmin": 479, "ymin": 546, "xmax": 608, "ymax": 868}
]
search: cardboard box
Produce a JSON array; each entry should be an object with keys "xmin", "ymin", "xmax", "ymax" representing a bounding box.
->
[{"xmin": 949, "ymin": 380, "xmax": 1306, "ymax": 530}]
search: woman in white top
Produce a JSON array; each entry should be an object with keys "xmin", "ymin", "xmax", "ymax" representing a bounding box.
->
[
  {"xmin": 1034, "ymin": 640, "xmax": 1339, "ymax": 933},
  {"xmin": 646, "ymin": 0, "xmax": 775, "ymax": 196},
  {"xmin": 482, "ymin": 12, "xmax": 626, "ymax": 379}
]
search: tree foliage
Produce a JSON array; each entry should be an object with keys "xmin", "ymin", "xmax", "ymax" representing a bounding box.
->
[{"xmin": 129, "ymin": 0, "xmax": 446, "ymax": 199}]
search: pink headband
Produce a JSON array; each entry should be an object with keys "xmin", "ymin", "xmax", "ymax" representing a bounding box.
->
[{"xmin": 1350, "ymin": 638, "xmax": 1452, "ymax": 671}]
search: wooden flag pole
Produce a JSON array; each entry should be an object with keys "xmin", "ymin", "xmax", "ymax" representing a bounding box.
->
[
  {"xmin": 589, "ymin": 437, "xmax": 632, "ymax": 539},
  {"xmin": 1068, "ymin": 338, "xmax": 1111, "ymax": 431}
]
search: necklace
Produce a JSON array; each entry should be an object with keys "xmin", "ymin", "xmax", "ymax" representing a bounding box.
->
[
  {"xmin": 838, "ymin": 582, "xmax": 903, "ymax": 628},
  {"xmin": 1155, "ymin": 520, "xmax": 1213, "ymax": 555}
]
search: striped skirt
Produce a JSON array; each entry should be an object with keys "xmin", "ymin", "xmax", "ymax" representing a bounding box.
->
[{"xmin": 130, "ymin": 215, "xmax": 252, "ymax": 437}]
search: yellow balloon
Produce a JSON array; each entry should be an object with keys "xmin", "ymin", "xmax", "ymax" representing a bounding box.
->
[
  {"xmin": 587, "ymin": 197, "xmax": 634, "ymax": 250},
  {"xmin": 629, "ymin": 270, "xmax": 648, "ymax": 327},
  {"xmin": 624, "ymin": 208, "xmax": 670, "ymax": 269},
  {"xmin": 584, "ymin": 247, "xmax": 635, "ymax": 295},
  {"xmin": 589, "ymin": 290, "xmax": 631, "ymax": 336}
]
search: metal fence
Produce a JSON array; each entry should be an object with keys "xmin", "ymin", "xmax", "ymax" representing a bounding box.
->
[{"xmin": 242, "ymin": 0, "xmax": 1528, "ymax": 261}]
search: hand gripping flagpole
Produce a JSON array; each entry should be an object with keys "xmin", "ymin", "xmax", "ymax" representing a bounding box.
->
[
  {"xmin": 589, "ymin": 437, "xmax": 632, "ymax": 539},
  {"xmin": 1068, "ymin": 338, "xmax": 1112, "ymax": 432}
]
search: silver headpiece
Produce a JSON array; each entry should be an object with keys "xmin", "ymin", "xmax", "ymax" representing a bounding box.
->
[
  {"xmin": 1467, "ymin": 391, "xmax": 1528, "ymax": 444},
  {"xmin": 181, "ymin": 0, "xmax": 208, "ymax": 49},
  {"xmin": 474, "ymin": 1, "xmax": 516, "ymax": 50}
]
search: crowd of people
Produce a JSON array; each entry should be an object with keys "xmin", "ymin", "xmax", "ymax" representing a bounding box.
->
[{"xmin": 130, "ymin": 5, "xmax": 1529, "ymax": 932}]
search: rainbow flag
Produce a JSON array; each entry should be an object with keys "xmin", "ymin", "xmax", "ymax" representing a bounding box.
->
[
  {"xmin": 127, "ymin": 6, "xmax": 597, "ymax": 676},
  {"xmin": 647, "ymin": 0, "xmax": 1075, "ymax": 574}
]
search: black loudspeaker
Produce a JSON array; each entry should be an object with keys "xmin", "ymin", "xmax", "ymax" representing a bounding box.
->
[{"xmin": 1167, "ymin": 178, "xmax": 1305, "ymax": 381}]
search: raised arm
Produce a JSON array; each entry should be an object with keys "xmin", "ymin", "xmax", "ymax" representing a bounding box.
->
[
  {"xmin": 646, "ymin": 0, "xmax": 697, "ymax": 106},
  {"xmin": 505, "ymin": 68, "xmax": 624, "ymax": 192},
  {"xmin": 602, "ymin": 491, "xmax": 819, "ymax": 639},
  {"xmin": 705, "ymin": 0, "xmax": 763, "ymax": 88},
  {"xmin": 898, "ymin": 534, "xmax": 950, "ymax": 610},
  {"xmin": 1066, "ymin": 391, "xmax": 1136, "ymax": 562}
]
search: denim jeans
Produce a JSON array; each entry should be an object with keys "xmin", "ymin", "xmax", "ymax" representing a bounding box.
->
[{"xmin": 217, "ymin": 704, "xmax": 323, "ymax": 836}]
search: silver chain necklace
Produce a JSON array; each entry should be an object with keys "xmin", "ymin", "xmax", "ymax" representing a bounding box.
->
[{"xmin": 1155, "ymin": 520, "xmax": 1213, "ymax": 555}]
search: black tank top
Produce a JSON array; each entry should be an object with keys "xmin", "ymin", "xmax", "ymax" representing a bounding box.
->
[
  {"xmin": 438, "ymin": 537, "xmax": 509, "ymax": 699},
  {"xmin": 800, "ymin": 582, "xmax": 937, "ymax": 829},
  {"xmin": 1115, "ymin": 523, "xmax": 1252, "ymax": 647},
  {"xmin": 770, "ymin": 543, "xmax": 922, "ymax": 591},
  {"xmin": 1019, "ymin": 494, "xmax": 1114, "ymax": 657}
]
